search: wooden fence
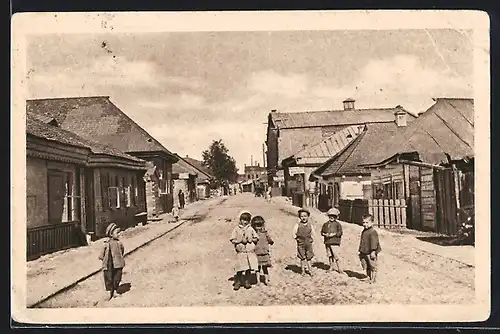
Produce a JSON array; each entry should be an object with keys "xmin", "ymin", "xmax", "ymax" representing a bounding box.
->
[
  {"xmin": 368, "ymin": 199, "xmax": 407, "ymax": 229},
  {"xmin": 338, "ymin": 199, "xmax": 369, "ymax": 225},
  {"xmin": 27, "ymin": 221, "xmax": 80, "ymax": 261}
]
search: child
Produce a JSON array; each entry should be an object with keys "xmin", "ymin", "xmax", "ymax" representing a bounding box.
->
[
  {"xmin": 98, "ymin": 223, "xmax": 125, "ymax": 300},
  {"xmin": 172, "ymin": 205, "xmax": 180, "ymax": 223},
  {"xmin": 321, "ymin": 207, "xmax": 345, "ymax": 274},
  {"xmin": 230, "ymin": 210, "xmax": 259, "ymax": 290},
  {"xmin": 251, "ymin": 215, "xmax": 274, "ymax": 286},
  {"xmin": 292, "ymin": 208, "xmax": 320, "ymax": 276},
  {"xmin": 358, "ymin": 213, "xmax": 382, "ymax": 283}
]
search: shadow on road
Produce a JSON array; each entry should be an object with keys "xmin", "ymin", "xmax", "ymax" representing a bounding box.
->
[
  {"xmin": 312, "ymin": 262, "xmax": 330, "ymax": 271},
  {"xmin": 344, "ymin": 270, "xmax": 367, "ymax": 280},
  {"xmin": 284, "ymin": 264, "xmax": 302, "ymax": 274},
  {"xmin": 116, "ymin": 283, "xmax": 132, "ymax": 295}
]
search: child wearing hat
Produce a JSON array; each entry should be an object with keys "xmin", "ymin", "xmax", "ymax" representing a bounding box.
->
[
  {"xmin": 321, "ymin": 207, "xmax": 345, "ymax": 274},
  {"xmin": 251, "ymin": 215, "xmax": 274, "ymax": 286},
  {"xmin": 358, "ymin": 213, "xmax": 382, "ymax": 283},
  {"xmin": 292, "ymin": 208, "xmax": 320, "ymax": 276},
  {"xmin": 98, "ymin": 222, "xmax": 125, "ymax": 300},
  {"xmin": 230, "ymin": 210, "xmax": 259, "ymax": 290}
]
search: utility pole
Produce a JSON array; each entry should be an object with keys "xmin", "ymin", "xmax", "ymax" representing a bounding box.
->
[{"xmin": 262, "ymin": 143, "xmax": 266, "ymax": 169}]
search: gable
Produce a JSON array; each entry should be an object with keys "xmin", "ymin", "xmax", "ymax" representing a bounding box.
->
[{"xmin": 26, "ymin": 97, "xmax": 176, "ymax": 159}]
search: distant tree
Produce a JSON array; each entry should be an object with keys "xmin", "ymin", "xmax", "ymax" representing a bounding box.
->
[{"xmin": 202, "ymin": 140, "xmax": 239, "ymax": 188}]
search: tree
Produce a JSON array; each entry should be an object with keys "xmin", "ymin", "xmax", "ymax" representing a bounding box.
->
[{"xmin": 202, "ymin": 139, "xmax": 239, "ymax": 188}]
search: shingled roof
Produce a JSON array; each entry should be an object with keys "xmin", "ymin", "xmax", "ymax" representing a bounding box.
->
[
  {"xmin": 183, "ymin": 156, "xmax": 213, "ymax": 179},
  {"xmin": 284, "ymin": 125, "xmax": 365, "ymax": 165},
  {"xmin": 359, "ymin": 98, "xmax": 474, "ymax": 167},
  {"xmin": 270, "ymin": 106, "xmax": 416, "ymax": 129},
  {"xmin": 26, "ymin": 96, "xmax": 177, "ymax": 160},
  {"xmin": 26, "ymin": 112, "xmax": 146, "ymax": 164},
  {"xmin": 312, "ymin": 122, "xmax": 408, "ymax": 178}
]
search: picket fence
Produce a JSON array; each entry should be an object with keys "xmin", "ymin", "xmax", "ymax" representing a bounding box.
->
[{"xmin": 368, "ymin": 199, "xmax": 407, "ymax": 229}]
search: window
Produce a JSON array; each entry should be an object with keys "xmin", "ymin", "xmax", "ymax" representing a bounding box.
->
[
  {"xmin": 393, "ymin": 181, "xmax": 404, "ymax": 199},
  {"xmin": 383, "ymin": 182, "xmax": 392, "ymax": 199},
  {"xmin": 372, "ymin": 183, "xmax": 384, "ymax": 199},
  {"xmin": 109, "ymin": 186, "xmax": 121, "ymax": 209}
]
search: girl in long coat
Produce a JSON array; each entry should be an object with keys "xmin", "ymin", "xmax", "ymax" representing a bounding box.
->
[{"xmin": 230, "ymin": 210, "xmax": 259, "ymax": 290}]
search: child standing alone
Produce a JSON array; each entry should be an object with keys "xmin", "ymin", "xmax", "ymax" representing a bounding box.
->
[
  {"xmin": 321, "ymin": 207, "xmax": 345, "ymax": 274},
  {"xmin": 293, "ymin": 208, "xmax": 320, "ymax": 276},
  {"xmin": 98, "ymin": 222, "xmax": 125, "ymax": 300},
  {"xmin": 358, "ymin": 214, "xmax": 382, "ymax": 283},
  {"xmin": 230, "ymin": 211, "xmax": 259, "ymax": 290},
  {"xmin": 251, "ymin": 215, "xmax": 274, "ymax": 286}
]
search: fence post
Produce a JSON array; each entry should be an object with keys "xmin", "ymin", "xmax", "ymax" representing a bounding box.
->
[
  {"xmin": 383, "ymin": 199, "xmax": 390, "ymax": 228},
  {"xmin": 401, "ymin": 199, "xmax": 407, "ymax": 228},
  {"xmin": 395, "ymin": 199, "xmax": 401, "ymax": 227},
  {"xmin": 389, "ymin": 199, "xmax": 396, "ymax": 228}
]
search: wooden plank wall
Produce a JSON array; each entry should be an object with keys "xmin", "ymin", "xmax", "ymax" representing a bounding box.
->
[
  {"xmin": 368, "ymin": 199, "xmax": 407, "ymax": 229},
  {"xmin": 420, "ymin": 167, "xmax": 436, "ymax": 231}
]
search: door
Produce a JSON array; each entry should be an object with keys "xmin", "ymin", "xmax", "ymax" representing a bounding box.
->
[
  {"xmin": 408, "ymin": 165, "xmax": 421, "ymax": 230},
  {"xmin": 85, "ymin": 169, "xmax": 95, "ymax": 232},
  {"xmin": 47, "ymin": 170, "xmax": 65, "ymax": 225}
]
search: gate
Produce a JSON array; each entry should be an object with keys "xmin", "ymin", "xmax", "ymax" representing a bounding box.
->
[{"xmin": 368, "ymin": 199, "xmax": 407, "ymax": 229}]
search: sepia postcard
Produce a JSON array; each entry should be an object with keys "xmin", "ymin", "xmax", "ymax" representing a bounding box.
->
[{"xmin": 11, "ymin": 10, "xmax": 490, "ymax": 324}]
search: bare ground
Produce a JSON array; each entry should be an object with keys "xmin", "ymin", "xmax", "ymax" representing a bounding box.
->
[{"xmin": 37, "ymin": 193, "xmax": 475, "ymax": 308}]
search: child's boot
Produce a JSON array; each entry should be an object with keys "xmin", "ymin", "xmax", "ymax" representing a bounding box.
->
[
  {"xmin": 233, "ymin": 272, "xmax": 242, "ymax": 291},
  {"xmin": 243, "ymin": 270, "xmax": 252, "ymax": 289},
  {"xmin": 329, "ymin": 257, "xmax": 335, "ymax": 271},
  {"xmin": 263, "ymin": 274, "xmax": 270, "ymax": 285},
  {"xmin": 306, "ymin": 261, "xmax": 314, "ymax": 276},
  {"xmin": 300, "ymin": 260, "xmax": 306, "ymax": 276}
]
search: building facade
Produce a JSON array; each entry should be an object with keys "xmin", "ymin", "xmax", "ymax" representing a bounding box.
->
[{"xmin": 27, "ymin": 96, "xmax": 178, "ymax": 217}]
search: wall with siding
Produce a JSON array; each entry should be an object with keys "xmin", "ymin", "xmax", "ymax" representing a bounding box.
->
[
  {"xmin": 26, "ymin": 157, "xmax": 48, "ymax": 228},
  {"xmin": 420, "ymin": 166, "xmax": 436, "ymax": 230},
  {"xmin": 93, "ymin": 167, "xmax": 146, "ymax": 238}
]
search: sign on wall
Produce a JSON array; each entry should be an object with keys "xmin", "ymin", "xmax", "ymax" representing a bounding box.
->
[{"xmin": 289, "ymin": 167, "xmax": 305, "ymax": 176}]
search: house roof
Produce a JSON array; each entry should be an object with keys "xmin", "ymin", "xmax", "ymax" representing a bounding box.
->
[
  {"xmin": 26, "ymin": 112, "xmax": 146, "ymax": 164},
  {"xmin": 312, "ymin": 122, "xmax": 408, "ymax": 177},
  {"xmin": 285, "ymin": 124, "xmax": 365, "ymax": 165},
  {"xmin": 182, "ymin": 156, "xmax": 213, "ymax": 179},
  {"xmin": 270, "ymin": 106, "xmax": 415, "ymax": 129},
  {"xmin": 172, "ymin": 155, "xmax": 214, "ymax": 180},
  {"xmin": 26, "ymin": 96, "xmax": 177, "ymax": 160},
  {"xmin": 359, "ymin": 98, "xmax": 474, "ymax": 167}
]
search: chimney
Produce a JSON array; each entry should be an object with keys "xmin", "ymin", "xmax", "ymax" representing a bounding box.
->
[
  {"xmin": 271, "ymin": 109, "xmax": 277, "ymax": 113},
  {"xmin": 343, "ymin": 98, "xmax": 355, "ymax": 110},
  {"xmin": 394, "ymin": 108, "xmax": 407, "ymax": 127}
]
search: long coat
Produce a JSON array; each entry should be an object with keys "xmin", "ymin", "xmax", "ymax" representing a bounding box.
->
[{"xmin": 230, "ymin": 224, "xmax": 259, "ymax": 271}]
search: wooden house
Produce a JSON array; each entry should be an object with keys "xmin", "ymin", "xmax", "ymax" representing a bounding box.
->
[
  {"xmin": 281, "ymin": 125, "xmax": 365, "ymax": 208},
  {"xmin": 310, "ymin": 111, "xmax": 411, "ymax": 215},
  {"xmin": 265, "ymin": 99, "xmax": 416, "ymax": 201},
  {"xmin": 26, "ymin": 96, "xmax": 179, "ymax": 217},
  {"xmin": 26, "ymin": 112, "xmax": 147, "ymax": 260},
  {"xmin": 359, "ymin": 98, "xmax": 474, "ymax": 234},
  {"xmin": 182, "ymin": 156, "xmax": 214, "ymax": 200}
]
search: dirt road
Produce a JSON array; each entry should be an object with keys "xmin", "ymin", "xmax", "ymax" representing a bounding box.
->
[{"xmin": 38, "ymin": 193, "xmax": 474, "ymax": 307}]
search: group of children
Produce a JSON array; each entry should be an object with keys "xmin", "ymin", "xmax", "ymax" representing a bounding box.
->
[{"xmin": 229, "ymin": 206, "xmax": 382, "ymax": 290}]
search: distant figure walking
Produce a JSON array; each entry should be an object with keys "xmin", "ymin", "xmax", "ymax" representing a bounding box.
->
[{"xmin": 178, "ymin": 190, "xmax": 185, "ymax": 209}]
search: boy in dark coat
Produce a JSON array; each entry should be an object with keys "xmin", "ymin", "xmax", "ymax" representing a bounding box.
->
[
  {"xmin": 321, "ymin": 207, "xmax": 345, "ymax": 274},
  {"xmin": 99, "ymin": 222, "xmax": 125, "ymax": 300},
  {"xmin": 358, "ymin": 214, "xmax": 382, "ymax": 283}
]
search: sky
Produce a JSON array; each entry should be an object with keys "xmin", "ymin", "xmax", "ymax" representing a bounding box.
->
[{"xmin": 26, "ymin": 29, "xmax": 473, "ymax": 172}]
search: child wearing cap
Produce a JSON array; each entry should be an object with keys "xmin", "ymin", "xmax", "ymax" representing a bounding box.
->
[
  {"xmin": 292, "ymin": 208, "xmax": 320, "ymax": 276},
  {"xmin": 321, "ymin": 207, "xmax": 345, "ymax": 274},
  {"xmin": 358, "ymin": 213, "xmax": 382, "ymax": 283},
  {"xmin": 98, "ymin": 222, "xmax": 125, "ymax": 300},
  {"xmin": 230, "ymin": 211, "xmax": 259, "ymax": 290},
  {"xmin": 251, "ymin": 215, "xmax": 274, "ymax": 286}
]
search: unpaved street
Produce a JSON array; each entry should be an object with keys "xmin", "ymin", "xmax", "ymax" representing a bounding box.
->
[{"xmin": 38, "ymin": 193, "xmax": 474, "ymax": 307}]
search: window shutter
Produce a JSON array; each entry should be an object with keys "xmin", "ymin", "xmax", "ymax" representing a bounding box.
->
[
  {"xmin": 101, "ymin": 172, "xmax": 109, "ymax": 210},
  {"xmin": 109, "ymin": 187, "xmax": 118, "ymax": 209}
]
